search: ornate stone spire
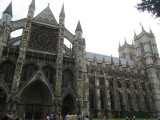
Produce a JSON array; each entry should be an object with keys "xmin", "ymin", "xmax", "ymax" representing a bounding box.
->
[
  {"xmin": 29, "ymin": 0, "xmax": 35, "ymax": 9},
  {"xmin": 124, "ymin": 37, "xmax": 127, "ymax": 44},
  {"xmin": 3, "ymin": 2, "xmax": 12, "ymax": 17},
  {"xmin": 150, "ymin": 27, "xmax": 153, "ymax": 34},
  {"xmin": 102, "ymin": 56, "xmax": 105, "ymax": 63},
  {"xmin": 141, "ymin": 24, "xmax": 146, "ymax": 33},
  {"xmin": 59, "ymin": 3, "xmax": 65, "ymax": 17},
  {"xmin": 111, "ymin": 55, "xmax": 114, "ymax": 64},
  {"xmin": 76, "ymin": 21, "xmax": 83, "ymax": 32}
]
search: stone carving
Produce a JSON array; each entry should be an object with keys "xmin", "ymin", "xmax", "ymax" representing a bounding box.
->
[
  {"xmin": 29, "ymin": 25, "xmax": 58, "ymax": 52},
  {"xmin": 23, "ymin": 30, "xmax": 28, "ymax": 39},
  {"xmin": 16, "ymin": 62, "xmax": 22, "ymax": 72},
  {"xmin": 36, "ymin": 72, "xmax": 43, "ymax": 79}
]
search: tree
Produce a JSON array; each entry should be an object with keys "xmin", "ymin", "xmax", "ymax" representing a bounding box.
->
[{"xmin": 136, "ymin": 0, "xmax": 160, "ymax": 17}]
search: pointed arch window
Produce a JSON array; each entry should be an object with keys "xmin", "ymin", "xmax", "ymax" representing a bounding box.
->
[
  {"xmin": 110, "ymin": 92, "xmax": 114, "ymax": 110},
  {"xmin": 89, "ymin": 89, "xmax": 94, "ymax": 109},
  {"xmin": 22, "ymin": 65, "xmax": 37, "ymax": 81},
  {"xmin": 0, "ymin": 63, "xmax": 15, "ymax": 83},
  {"xmin": 64, "ymin": 74, "xmax": 69, "ymax": 88},
  {"xmin": 139, "ymin": 42, "xmax": 144, "ymax": 55},
  {"xmin": 43, "ymin": 67, "xmax": 55, "ymax": 84},
  {"xmin": 100, "ymin": 90, "xmax": 104, "ymax": 109},
  {"xmin": 62, "ymin": 70, "xmax": 73, "ymax": 88}
]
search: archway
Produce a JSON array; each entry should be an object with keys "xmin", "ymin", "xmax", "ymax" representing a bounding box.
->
[
  {"xmin": 0, "ymin": 88, "xmax": 7, "ymax": 118},
  {"xmin": 62, "ymin": 95, "xmax": 75, "ymax": 115},
  {"xmin": 19, "ymin": 81, "xmax": 53, "ymax": 119}
]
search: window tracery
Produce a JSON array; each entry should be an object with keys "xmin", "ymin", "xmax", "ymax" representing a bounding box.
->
[
  {"xmin": 43, "ymin": 67, "xmax": 56, "ymax": 84},
  {"xmin": 29, "ymin": 25, "xmax": 58, "ymax": 52},
  {"xmin": 0, "ymin": 63, "xmax": 15, "ymax": 83},
  {"xmin": 22, "ymin": 65, "xmax": 37, "ymax": 81}
]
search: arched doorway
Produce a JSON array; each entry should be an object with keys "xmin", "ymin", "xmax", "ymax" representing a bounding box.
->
[
  {"xmin": 0, "ymin": 88, "xmax": 7, "ymax": 118},
  {"xmin": 19, "ymin": 81, "xmax": 53, "ymax": 120},
  {"xmin": 62, "ymin": 95, "xmax": 75, "ymax": 115}
]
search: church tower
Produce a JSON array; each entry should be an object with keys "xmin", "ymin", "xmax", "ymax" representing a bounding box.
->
[{"xmin": 134, "ymin": 26, "xmax": 160, "ymax": 116}]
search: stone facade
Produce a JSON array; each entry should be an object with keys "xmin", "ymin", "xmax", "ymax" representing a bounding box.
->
[{"xmin": 0, "ymin": 1, "xmax": 160, "ymax": 119}]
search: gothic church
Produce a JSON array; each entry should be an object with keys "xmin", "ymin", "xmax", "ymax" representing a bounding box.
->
[{"xmin": 0, "ymin": 0, "xmax": 160, "ymax": 119}]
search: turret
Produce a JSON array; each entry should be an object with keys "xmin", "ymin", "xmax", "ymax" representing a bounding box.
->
[
  {"xmin": 0, "ymin": 2, "xmax": 12, "ymax": 26},
  {"xmin": 75, "ymin": 21, "xmax": 83, "ymax": 39},
  {"xmin": 59, "ymin": 4, "xmax": 65, "ymax": 25},
  {"xmin": 27, "ymin": 0, "xmax": 35, "ymax": 19}
]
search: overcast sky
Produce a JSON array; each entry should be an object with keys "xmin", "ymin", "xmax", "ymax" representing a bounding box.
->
[{"xmin": 0, "ymin": 0, "xmax": 160, "ymax": 57}]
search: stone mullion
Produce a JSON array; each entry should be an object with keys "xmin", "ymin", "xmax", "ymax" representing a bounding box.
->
[
  {"xmin": 11, "ymin": 19, "xmax": 31, "ymax": 92},
  {"xmin": 95, "ymin": 76, "xmax": 101, "ymax": 117},
  {"xmin": 104, "ymin": 76, "xmax": 111, "ymax": 116}
]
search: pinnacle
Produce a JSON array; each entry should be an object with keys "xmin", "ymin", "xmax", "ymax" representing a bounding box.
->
[
  {"xmin": 60, "ymin": 3, "xmax": 65, "ymax": 17},
  {"xmin": 3, "ymin": 2, "xmax": 12, "ymax": 17},
  {"xmin": 76, "ymin": 21, "xmax": 83, "ymax": 32}
]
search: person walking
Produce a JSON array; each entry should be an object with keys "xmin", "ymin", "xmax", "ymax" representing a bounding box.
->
[
  {"xmin": 66, "ymin": 113, "xmax": 70, "ymax": 120},
  {"xmin": 84, "ymin": 115, "xmax": 89, "ymax": 120}
]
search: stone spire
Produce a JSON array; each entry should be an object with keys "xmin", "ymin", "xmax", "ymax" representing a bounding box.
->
[
  {"xmin": 76, "ymin": 21, "xmax": 83, "ymax": 32},
  {"xmin": 102, "ymin": 56, "xmax": 105, "ymax": 63},
  {"xmin": 28, "ymin": 0, "xmax": 35, "ymax": 18},
  {"xmin": 29, "ymin": 0, "xmax": 35, "ymax": 9},
  {"xmin": 150, "ymin": 27, "xmax": 153, "ymax": 34},
  {"xmin": 3, "ymin": 2, "xmax": 12, "ymax": 17},
  {"xmin": 134, "ymin": 30, "xmax": 137, "ymax": 38},
  {"xmin": 124, "ymin": 37, "xmax": 127, "ymax": 44},
  {"xmin": 119, "ymin": 41, "xmax": 121, "ymax": 48},
  {"xmin": 59, "ymin": 3, "xmax": 65, "ymax": 17},
  {"xmin": 111, "ymin": 55, "xmax": 114, "ymax": 64},
  {"xmin": 141, "ymin": 24, "xmax": 146, "ymax": 33}
]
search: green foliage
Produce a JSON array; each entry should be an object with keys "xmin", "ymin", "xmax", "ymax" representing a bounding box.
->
[{"xmin": 136, "ymin": 0, "xmax": 160, "ymax": 17}]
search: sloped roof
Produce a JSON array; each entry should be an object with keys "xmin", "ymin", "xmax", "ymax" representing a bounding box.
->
[{"xmin": 86, "ymin": 52, "xmax": 135, "ymax": 67}]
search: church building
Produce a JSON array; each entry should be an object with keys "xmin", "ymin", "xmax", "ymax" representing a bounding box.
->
[{"xmin": 0, "ymin": 0, "xmax": 160, "ymax": 119}]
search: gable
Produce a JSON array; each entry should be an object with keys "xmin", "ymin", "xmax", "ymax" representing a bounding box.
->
[{"xmin": 34, "ymin": 6, "xmax": 58, "ymax": 26}]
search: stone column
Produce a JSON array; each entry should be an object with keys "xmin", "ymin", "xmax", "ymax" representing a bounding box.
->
[
  {"xmin": 105, "ymin": 76, "xmax": 112, "ymax": 117},
  {"xmin": 55, "ymin": 24, "xmax": 64, "ymax": 96},
  {"xmin": 146, "ymin": 67, "xmax": 160, "ymax": 117},
  {"xmin": 95, "ymin": 77, "xmax": 101, "ymax": 117},
  {"xmin": 82, "ymin": 73, "xmax": 89, "ymax": 116}
]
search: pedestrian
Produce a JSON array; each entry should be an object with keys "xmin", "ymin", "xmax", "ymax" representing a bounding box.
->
[
  {"xmin": 50, "ymin": 112, "xmax": 54, "ymax": 120},
  {"xmin": 158, "ymin": 116, "xmax": 160, "ymax": 120},
  {"xmin": 84, "ymin": 115, "xmax": 89, "ymax": 120},
  {"xmin": 45, "ymin": 113, "xmax": 49, "ymax": 120},
  {"xmin": 101, "ymin": 116, "xmax": 106, "ymax": 120},
  {"xmin": 66, "ymin": 112, "xmax": 70, "ymax": 120},
  {"xmin": 23, "ymin": 113, "xmax": 25, "ymax": 120},
  {"xmin": 57, "ymin": 112, "xmax": 63, "ymax": 120},
  {"xmin": 133, "ymin": 115, "xmax": 135, "ymax": 120},
  {"xmin": 77, "ymin": 114, "xmax": 82, "ymax": 120},
  {"xmin": 126, "ymin": 116, "xmax": 129, "ymax": 120},
  {"xmin": 70, "ymin": 113, "xmax": 77, "ymax": 120}
]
